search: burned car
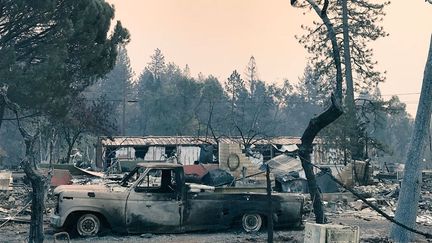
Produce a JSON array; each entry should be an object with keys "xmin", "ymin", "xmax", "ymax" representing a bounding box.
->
[{"xmin": 51, "ymin": 163, "xmax": 304, "ymax": 236}]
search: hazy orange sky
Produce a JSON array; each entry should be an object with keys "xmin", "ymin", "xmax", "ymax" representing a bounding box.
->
[{"xmin": 107, "ymin": 0, "xmax": 431, "ymax": 116}]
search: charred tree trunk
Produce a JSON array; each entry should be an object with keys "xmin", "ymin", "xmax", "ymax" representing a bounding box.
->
[
  {"xmin": 292, "ymin": 0, "xmax": 345, "ymax": 224},
  {"xmin": 10, "ymin": 105, "xmax": 46, "ymax": 243},
  {"xmin": 390, "ymin": 35, "xmax": 432, "ymax": 243},
  {"xmin": 22, "ymin": 160, "xmax": 45, "ymax": 243},
  {"xmin": 0, "ymin": 98, "xmax": 5, "ymax": 131},
  {"xmin": 18, "ymin": 127, "xmax": 45, "ymax": 243},
  {"xmin": 299, "ymin": 94, "xmax": 343, "ymax": 223}
]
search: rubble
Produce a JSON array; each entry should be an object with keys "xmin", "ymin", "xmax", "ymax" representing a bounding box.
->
[
  {"xmin": 416, "ymin": 214, "xmax": 432, "ymax": 226},
  {"xmin": 1, "ymin": 164, "xmax": 432, "ymax": 241},
  {"xmin": 319, "ymin": 177, "xmax": 432, "ymax": 227},
  {"xmin": 349, "ymin": 200, "xmax": 366, "ymax": 211},
  {"xmin": 354, "ymin": 183, "xmax": 398, "ymax": 196},
  {"xmin": 0, "ymin": 171, "xmax": 12, "ymax": 191}
]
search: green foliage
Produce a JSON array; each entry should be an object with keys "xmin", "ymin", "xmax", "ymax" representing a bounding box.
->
[
  {"xmin": 374, "ymin": 96, "xmax": 413, "ymax": 160},
  {"xmin": 136, "ymin": 51, "xmax": 202, "ymax": 135},
  {"xmin": 133, "ymin": 53, "xmax": 298, "ymax": 142},
  {"xmin": 84, "ymin": 45, "xmax": 134, "ymax": 131},
  {"xmin": 0, "ymin": 0, "xmax": 129, "ymax": 165},
  {"xmin": 0, "ymin": 118, "xmax": 25, "ymax": 168},
  {"xmin": 297, "ymin": 0, "xmax": 389, "ymax": 92},
  {"xmin": 320, "ymin": 89, "xmax": 413, "ymax": 163},
  {"xmin": 147, "ymin": 48, "xmax": 166, "ymax": 80},
  {"xmin": 295, "ymin": 0, "xmax": 392, "ymax": 162},
  {"xmin": 281, "ymin": 67, "xmax": 325, "ymax": 136},
  {"xmin": 0, "ymin": 0, "xmax": 130, "ymax": 120}
]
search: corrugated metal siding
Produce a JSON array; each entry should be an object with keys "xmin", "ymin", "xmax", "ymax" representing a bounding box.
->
[
  {"xmin": 178, "ymin": 146, "xmax": 200, "ymax": 165},
  {"xmin": 100, "ymin": 136, "xmax": 309, "ymax": 147},
  {"xmin": 144, "ymin": 146, "xmax": 165, "ymax": 161}
]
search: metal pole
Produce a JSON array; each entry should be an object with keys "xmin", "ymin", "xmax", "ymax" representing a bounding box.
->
[
  {"xmin": 122, "ymin": 78, "xmax": 126, "ymax": 136},
  {"xmin": 266, "ymin": 164, "xmax": 273, "ymax": 243}
]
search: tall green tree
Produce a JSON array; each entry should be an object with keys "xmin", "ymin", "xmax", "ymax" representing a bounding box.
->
[
  {"xmin": 282, "ymin": 67, "xmax": 324, "ymax": 136},
  {"xmin": 297, "ymin": 0, "xmax": 388, "ymax": 95},
  {"xmin": 0, "ymin": 0, "xmax": 129, "ymax": 130},
  {"xmin": 224, "ymin": 68, "xmax": 286, "ymax": 145},
  {"xmin": 225, "ymin": 70, "xmax": 247, "ymax": 117},
  {"xmin": 85, "ymin": 45, "xmax": 134, "ymax": 135},
  {"xmin": 195, "ymin": 75, "xmax": 230, "ymax": 140},
  {"xmin": 147, "ymin": 48, "xmax": 166, "ymax": 80},
  {"xmin": 296, "ymin": 0, "xmax": 389, "ymax": 161},
  {"xmin": 379, "ymin": 96, "xmax": 413, "ymax": 161},
  {"xmin": 136, "ymin": 53, "xmax": 202, "ymax": 135},
  {"xmin": 0, "ymin": 1, "xmax": 129, "ymax": 242}
]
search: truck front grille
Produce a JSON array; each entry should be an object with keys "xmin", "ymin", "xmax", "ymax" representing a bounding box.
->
[{"xmin": 54, "ymin": 195, "xmax": 59, "ymax": 214}]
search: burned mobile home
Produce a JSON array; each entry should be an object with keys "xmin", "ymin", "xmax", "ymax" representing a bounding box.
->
[
  {"xmin": 51, "ymin": 163, "xmax": 305, "ymax": 236},
  {"xmin": 94, "ymin": 136, "xmax": 331, "ymax": 187},
  {"xmin": 95, "ymin": 135, "xmax": 322, "ymax": 170}
]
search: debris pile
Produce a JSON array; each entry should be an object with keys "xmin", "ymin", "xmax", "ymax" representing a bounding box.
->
[
  {"xmin": 321, "ymin": 180, "xmax": 432, "ymax": 226},
  {"xmin": 0, "ymin": 171, "xmax": 57, "ymax": 227},
  {"xmin": 0, "ymin": 182, "xmax": 32, "ymax": 226}
]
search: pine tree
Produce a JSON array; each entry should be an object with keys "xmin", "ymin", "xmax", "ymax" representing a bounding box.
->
[
  {"xmin": 0, "ymin": 1, "xmax": 129, "ymax": 241},
  {"xmin": 147, "ymin": 48, "xmax": 166, "ymax": 80},
  {"xmin": 244, "ymin": 56, "xmax": 259, "ymax": 95},
  {"xmin": 296, "ymin": 0, "xmax": 389, "ymax": 162},
  {"xmin": 297, "ymin": 0, "xmax": 389, "ymax": 93}
]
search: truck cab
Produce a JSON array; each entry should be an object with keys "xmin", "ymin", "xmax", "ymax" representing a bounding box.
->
[{"xmin": 120, "ymin": 163, "xmax": 186, "ymax": 233}]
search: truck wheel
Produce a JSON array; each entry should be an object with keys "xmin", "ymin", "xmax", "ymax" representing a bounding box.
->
[
  {"xmin": 242, "ymin": 213, "xmax": 262, "ymax": 233},
  {"xmin": 76, "ymin": 213, "xmax": 100, "ymax": 237}
]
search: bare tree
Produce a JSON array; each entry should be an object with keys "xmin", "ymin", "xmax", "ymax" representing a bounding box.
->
[
  {"xmin": 57, "ymin": 96, "xmax": 117, "ymax": 164},
  {"xmin": 390, "ymin": 35, "xmax": 432, "ymax": 242}
]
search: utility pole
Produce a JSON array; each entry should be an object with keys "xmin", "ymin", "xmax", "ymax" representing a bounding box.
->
[
  {"xmin": 122, "ymin": 78, "xmax": 126, "ymax": 136},
  {"xmin": 121, "ymin": 45, "xmax": 127, "ymax": 137}
]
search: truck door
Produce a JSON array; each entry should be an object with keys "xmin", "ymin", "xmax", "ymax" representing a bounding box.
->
[{"xmin": 125, "ymin": 168, "xmax": 183, "ymax": 233}]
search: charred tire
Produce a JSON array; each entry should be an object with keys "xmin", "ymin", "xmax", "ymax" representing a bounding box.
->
[
  {"xmin": 241, "ymin": 213, "xmax": 263, "ymax": 233},
  {"xmin": 76, "ymin": 213, "xmax": 101, "ymax": 237}
]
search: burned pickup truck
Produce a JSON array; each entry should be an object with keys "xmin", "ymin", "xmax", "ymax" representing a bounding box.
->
[{"xmin": 51, "ymin": 163, "xmax": 304, "ymax": 236}]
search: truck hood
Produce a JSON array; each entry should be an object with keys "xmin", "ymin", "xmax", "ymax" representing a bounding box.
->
[{"xmin": 53, "ymin": 183, "xmax": 127, "ymax": 195}]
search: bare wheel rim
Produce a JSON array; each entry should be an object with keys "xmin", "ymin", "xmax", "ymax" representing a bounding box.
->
[
  {"xmin": 77, "ymin": 214, "xmax": 100, "ymax": 236},
  {"xmin": 242, "ymin": 214, "xmax": 262, "ymax": 232}
]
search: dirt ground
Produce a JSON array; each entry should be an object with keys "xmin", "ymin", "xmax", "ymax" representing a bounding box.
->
[
  {"xmin": 2, "ymin": 176, "xmax": 432, "ymax": 243},
  {"xmin": 1, "ymin": 215, "xmax": 430, "ymax": 243}
]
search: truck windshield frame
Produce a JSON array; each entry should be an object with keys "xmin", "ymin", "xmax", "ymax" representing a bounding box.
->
[
  {"xmin": 120, "ymin": 167, "xmax": 145, "ymax": 187},
  {"xmin": 134, "ymin": 169, "xmax": 177, "ymax": 193}
]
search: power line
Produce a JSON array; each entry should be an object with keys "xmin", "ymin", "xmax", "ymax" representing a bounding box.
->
[{"xmin": 381, "ymin": 92, "xmax": 420, "ymax": 96}]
